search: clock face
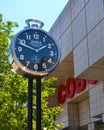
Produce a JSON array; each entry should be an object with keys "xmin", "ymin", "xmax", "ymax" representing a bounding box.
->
[{"xmin": 12, "ymin": 28, "xmax": 60, "ymax": 76}]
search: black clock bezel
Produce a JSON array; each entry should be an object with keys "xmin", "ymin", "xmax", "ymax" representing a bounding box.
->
[{"xmin": 11, "ymin": 28, "xmax": 60, "ymax": 77}]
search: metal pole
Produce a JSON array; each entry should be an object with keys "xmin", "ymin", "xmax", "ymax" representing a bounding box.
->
[
  {"xmin": 36, "ymin": 76, "xmax": 41, "ymax": 130},
  {"xmin": 28, "ymin": 76, "xmax": 33, "ymax": 130}
]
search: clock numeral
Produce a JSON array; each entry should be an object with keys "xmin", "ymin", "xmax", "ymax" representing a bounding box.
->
[
  {"xmin": 34, "ymin": 64, "xmax": 38, "ymax": 70},
  {"xmin": 25, "ymin": 33, "xmax": 31, "ymax": 40},
  {"xmin": 20, "ymin": 55, "xmax": 24, "ymax": 60},
  {"xmin": 43, "ymin": 36, "xmax": 47, "ymax": 42},
  {"xmin": 48, "ymin": 58, "xmax": 52, "ymax": 64},
  {"xmin": 42, "ymin": 63, "xmax": 47, "ymax": 69},
  {"xmin": 18, "ymin": 46, "xmax": 22, "ymax": 52},
  {"xmin": 43, "ymin": 37, "xmax": 46, "ymax": 42},
  {"xmin": 48, "ymin": 43, "xmax": 52, "ymax": 49},
  {"xmin": 50, "ymin": 51, "xmax": 54, "ymax": 56},
  {"xmin": 26, "ymin": 61, "xmax": 30, "ymax": 66},
  {"xmin": 33, "ymin": 33, "xmax": 39, "ymax": 39},
  {"xmin": 18, "ymin": 39, "xmax": 26, "ymax": 45}
]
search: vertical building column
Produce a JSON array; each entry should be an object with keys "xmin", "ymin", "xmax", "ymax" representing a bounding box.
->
[
  {"xmin": 88, "ymin": 123, "xmax": 95, "ymax": 130},
  {"xmin": 56, "ymin": 102, "xmax": 69, "ymax": 128},
  {"xmin": 68, "ymin": 103, "xmax": 79, "ymax": 129}
]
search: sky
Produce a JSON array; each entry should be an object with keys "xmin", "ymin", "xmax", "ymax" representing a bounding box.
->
[{"xmin": 0, "ymin": 0, "xmax": 69, "ymax": 33}]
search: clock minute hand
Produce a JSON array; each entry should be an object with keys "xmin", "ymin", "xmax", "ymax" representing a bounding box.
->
[{"xmin": 19, "ymin": 42, "xmax": 36, "ymax": 52}]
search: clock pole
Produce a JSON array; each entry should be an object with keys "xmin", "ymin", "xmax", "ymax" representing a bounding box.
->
[
  {"xmin": 27, "ymin": 76, "xmax": 41, "ymax": 130},
  {"xmin": 28, "ymin": 76, "xmax": 33, "ymax": 130},
  {"xmin": 36, "ymin": 76, "xmax": 41, "ymax": 130}
]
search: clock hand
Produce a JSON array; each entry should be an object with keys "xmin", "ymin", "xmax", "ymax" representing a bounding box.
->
[
  {"xmin": 38, "ymin": 45, "xmax": 47, "ymax": 51},
  {"xmin": 18, "ymin": 42, "xmax": 36, "ymax": 52}
]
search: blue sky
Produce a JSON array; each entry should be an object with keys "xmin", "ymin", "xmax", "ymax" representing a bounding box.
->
[{"xmin": 0, "ymin": 0, "xmax": 68, "ymax": 32}]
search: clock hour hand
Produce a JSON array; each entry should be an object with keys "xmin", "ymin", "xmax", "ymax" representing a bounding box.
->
[{"xmin": 38, "ymin": 45, "xmax": 47, "ymax": 51}]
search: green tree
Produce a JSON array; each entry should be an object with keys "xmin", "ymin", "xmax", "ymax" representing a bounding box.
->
[{"xmin": 0, "ymin": 14, "xmax": 64, "ymax": 130}]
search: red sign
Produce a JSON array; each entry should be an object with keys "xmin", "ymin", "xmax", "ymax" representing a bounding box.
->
[{"xmin": 58, "ymin": 78, "xmax": 98, "ymax": 104}]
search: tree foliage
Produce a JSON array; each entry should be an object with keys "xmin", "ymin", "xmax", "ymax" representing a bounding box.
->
[{"xmin": 0, "ymin": 14, "xmax": 64, "ymax": 130}]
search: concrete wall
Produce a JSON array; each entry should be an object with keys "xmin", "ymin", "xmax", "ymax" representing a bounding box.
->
[{"xmin": 48, "ymin": 0, "xmax": 104, "ymax": 84}]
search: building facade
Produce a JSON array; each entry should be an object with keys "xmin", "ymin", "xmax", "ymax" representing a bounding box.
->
[{"xmin": 48, "ymin": 0, "xmax": 104, "ymax": 130}]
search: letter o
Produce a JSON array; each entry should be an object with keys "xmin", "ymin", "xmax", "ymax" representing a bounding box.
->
[{"xmin": 66, "ymin": 78, "xmax": 75, "ymax": 98}]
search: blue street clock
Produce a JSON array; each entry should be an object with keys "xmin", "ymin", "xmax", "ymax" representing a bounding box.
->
[{"xmin": 9, "ymin": 19, "xmax": 60, "ymax": 77}]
